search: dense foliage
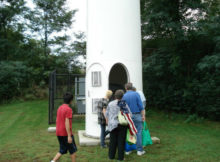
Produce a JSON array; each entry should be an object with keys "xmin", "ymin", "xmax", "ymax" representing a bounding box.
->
[
  {"xmin": 141, "ymin": 0, "xmax": 220, "ymax": 120},
  {"xmin": 1, "ymin": 0, "xmax": 219, "ymax": 120},
  {"xmin": 0, "ymin": 0, "xmax": 85, "ymax": 101}
]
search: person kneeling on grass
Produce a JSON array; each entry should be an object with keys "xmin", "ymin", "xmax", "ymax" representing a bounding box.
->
[{"xmin": 51, "ymin": 92, "xmax": 77, "ymax": 162}]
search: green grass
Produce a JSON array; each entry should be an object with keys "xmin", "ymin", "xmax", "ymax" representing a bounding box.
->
[{"xmin": 0, "ymin": 100, "xmax": 219, "ymax": 162}]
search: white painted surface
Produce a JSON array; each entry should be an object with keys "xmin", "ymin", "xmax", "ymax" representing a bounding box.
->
[
  {"xmin": 86, "ymin": 0, "xmax": 143, "ymax": 137},
  {"xmin": 78, "ymin": 130, "xmax": 109, "ymax": 146},
  {"xmin": 48, "ymin": 127, "xmax": 56, "ymax": 133},
  {"xmin": 151, "ymin": 137, "xmax": 161, "ymax": 144}
]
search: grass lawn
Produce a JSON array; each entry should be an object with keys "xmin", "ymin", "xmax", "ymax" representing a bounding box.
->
[{"xmin": 0, "ymin": 100, "xmax": 219, "ymax": 162}]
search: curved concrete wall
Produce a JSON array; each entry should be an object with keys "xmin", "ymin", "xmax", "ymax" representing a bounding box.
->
[{"xmin": 86, "ymin": 0, "xmax": 143, "ymax": 137}]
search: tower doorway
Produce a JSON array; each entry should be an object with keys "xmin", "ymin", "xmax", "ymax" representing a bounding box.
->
[{"xmin": 109, "ymin": 63, "xmax": 129, "ymax": 94}]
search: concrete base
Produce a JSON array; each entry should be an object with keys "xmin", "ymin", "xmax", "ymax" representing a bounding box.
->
[
  {"xmin": 78, "ymin": 130, "xmax": 104, "ymax": 146},
  {"xmin": 78, "ymin": 130, "xmax": 160, "ymax": 146},
  {"xmin": 151, "ymin": 137, "xmax": 160, "ymax": 144},
  {"xmin": 48, "ymin": 127, "xmax": 56, "ymax": 133}
]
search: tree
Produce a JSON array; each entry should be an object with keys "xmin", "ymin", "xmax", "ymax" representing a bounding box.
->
[
  {"xmin": 70, "ymin": 32, "xmax": 86, "ymax": 69},
  {"xmin": 141, "ymin": 0, "xmax": 220, "ymax": 120},
  {"xmin": 0, "ymin": 0, "xmax": 28, "ymax": 60},
  {"xmin": 53, "ymin": 32, "xmax": 86, "ymax": 74},
  {"xmin": 31, "ymin": 0, "xmax": 76, "ymax": 58},
  {"xmin": 0, "ymin": 0, "xmax": 85, "ymax": 102},
  {"xmin": 141, "ymin": 0, "xmax": 207, "ymax": 40}
]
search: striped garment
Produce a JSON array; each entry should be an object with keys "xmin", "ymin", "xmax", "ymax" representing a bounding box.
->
[{"xmin": 118, "ymin": 100, "xmax": 137, "ymax": 136}]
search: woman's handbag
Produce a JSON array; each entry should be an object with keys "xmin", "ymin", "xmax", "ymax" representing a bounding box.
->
[
  {"xmin": 126, "ymin": 129, "xmax": 137, "ymax": 144},
  {"xmin": 142, "ymin": 121, "xmax": 153, "ymax": 146},
  {"xmin": 118, "ymin": 111, "xmax": 128, "ymax": 126}
]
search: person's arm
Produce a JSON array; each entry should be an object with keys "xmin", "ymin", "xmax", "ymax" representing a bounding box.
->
[
  {"xmin": 105, "ymin": 105, "xmax": 109, "ymax": 124},
  {"xmin": 136, "ymin": 93, "xmax": 145, "ymax": 121},
  {"xmin": 105, "ymin": 116, "xmax": 108, "ymax": 125},
  {"xmin": 102, "ymin": 100, "xmax": 107, "ymax": 119},
  {"xmin": 103, "ymin": 108, "xmax": 107, "ymax": 119},
  {"xmin": 65, "ymin": 118, "xmax": 72, "ymax": 143},
  {"xmin": 139, "ymin": 91, "xmax": 146, "ymax": 108},
  {"xmin": 141, "ymin": 109, "xmax": 145, "ymax": 121}
]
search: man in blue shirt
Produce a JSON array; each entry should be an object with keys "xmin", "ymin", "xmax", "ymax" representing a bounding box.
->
[{"xmin": 123, "ymin": 83, "xmax": 146, "ymax": 156}]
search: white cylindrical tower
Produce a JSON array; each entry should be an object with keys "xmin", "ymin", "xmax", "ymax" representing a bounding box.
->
[{"xmin": 86, "ymin": 0, "xmax": 143, "ymax": 137}]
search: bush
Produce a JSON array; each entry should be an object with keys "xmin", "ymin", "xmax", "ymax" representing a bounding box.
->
[
  {"xmin": 22, "ymin": 86, "xmax": 49, "ymax": 101},
  {"xmin": 195, "ymin": 54, "xmax": 220, "ymax": 120},
  {"xmin": 0, "ymin": 61, "xmax": 30, "ymax": 101},
  {"xmin": 143, "ymin": 40, "xmax": 220, "ymax": 120}
]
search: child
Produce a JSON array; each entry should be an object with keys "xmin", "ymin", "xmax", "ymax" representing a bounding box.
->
[{"xmin": 51, "ymin": 92, "xmax": 77, "ymax": 162}]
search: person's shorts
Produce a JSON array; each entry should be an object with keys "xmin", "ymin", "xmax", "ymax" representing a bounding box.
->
[{"xmin": 57, "ymin": 135, "xmax": 77, "ymax": 155}]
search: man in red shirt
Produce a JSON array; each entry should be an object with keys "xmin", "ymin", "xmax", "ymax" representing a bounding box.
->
[{"xmin": 51, "ymin": 92, "xmax": 77, "ymax": 162}]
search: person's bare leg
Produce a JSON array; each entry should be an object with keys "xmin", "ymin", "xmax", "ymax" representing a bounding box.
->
[
  {"xmin": 70, "ymin": 153, "xmax": 76, "ymax": 162},
  {"xmin": 52, "ymin": 152, "xmax": 62, "ymax": 161}
]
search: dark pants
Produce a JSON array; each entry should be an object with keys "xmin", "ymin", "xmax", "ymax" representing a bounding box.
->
[
  {"xmin": 57, "ymin": 135, "xmax": 77, "ymax": 155},
  {"xmin": 109, "ymin": 125, "xmax": 127, "ymax": 161},
  {"xmin": 100, "ymin": 124, "xmax": 109, "ymax": 146}
]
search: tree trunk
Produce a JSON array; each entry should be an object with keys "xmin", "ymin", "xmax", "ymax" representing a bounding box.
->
[{"xmin": 44, "ymin": 14, "xmax": 48, "ymax": 57}]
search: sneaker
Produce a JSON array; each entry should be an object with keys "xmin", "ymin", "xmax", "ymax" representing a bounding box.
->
[
  {"xmin": 137, "ymin": 150, "xmax": 146, "ymax": 156},
  {"xmin": 125, "ymin": 151, "xmax": 132, "ymax": 155}
]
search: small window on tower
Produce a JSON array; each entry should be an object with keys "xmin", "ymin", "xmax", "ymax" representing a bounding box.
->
[{"xmin": 92, "ymin": 71, "xmax": 101, "ymax": 87}]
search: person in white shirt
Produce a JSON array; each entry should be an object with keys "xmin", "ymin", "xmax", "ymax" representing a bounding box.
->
[{"xmin": 132, "ymin": 87, "xmax": 146, "ymax": 108}]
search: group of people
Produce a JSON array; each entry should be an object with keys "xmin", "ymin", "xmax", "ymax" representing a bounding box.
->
[
  {"xmin": 50, "ymin": 82, "xmax": 146, "ymax": 162},
  {"xmin": 98, "ymin": 83, "xmax": 146, "ymax": 161}
]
